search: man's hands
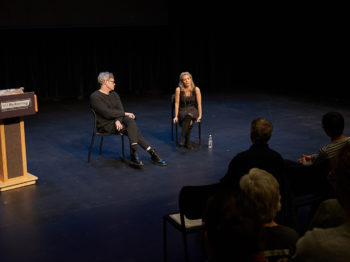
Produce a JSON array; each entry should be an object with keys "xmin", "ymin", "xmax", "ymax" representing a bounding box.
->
[
  {"xmin": 125, "ymin": 112, "xmax": 135, "ymax": 119},
  {"xmin": 298, "ymin": 154, "xmax": 312, "ymax": 164},
  {"xmin": 115, "ymin": 120, "xmax": 123, "ymax": 131}
]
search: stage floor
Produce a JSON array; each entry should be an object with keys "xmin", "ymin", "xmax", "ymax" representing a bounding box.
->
[{"xmin": 0, "ymin": 90, "xmax": 348, "ymax": 261}]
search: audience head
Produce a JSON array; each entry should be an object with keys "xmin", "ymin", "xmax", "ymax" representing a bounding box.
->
[
  {"xmin": 240, "ymin": 168, "xmax": 281, "ymax": 224},
  {"xmin": 250, "ymin": 118, "xmax": 273, "ymax": 144},
  {"xmin": 178, "ymin": 72, "xmax": 195, "ymax": 91},
  {"xmin": 97, "ymin": 72, "xmax": 114, "ymax": 86},
  {"xmin": 203, "ymin": 189, "xmax": 265, "ymax": 262},
  {"xmin": 322, "ymin": 111, "xmax": 344, "ymax": 138},
  {"xmin": 329, "ymin": 143, "xmax": 350, "ymax": 215}
]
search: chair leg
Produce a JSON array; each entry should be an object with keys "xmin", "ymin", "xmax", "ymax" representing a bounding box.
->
[
  {"xmin": 182, "ymin": 232, "xmax": 190, "ymax": 262},
  {"xmin": 99, "ymin": 136, "xmax": 104, "ymax": 155},
  {"xmin": 88, "ymin": 134, "xmax": 96, "ymax": 163},
  {"xmin": 198, "ymin": 123, "xmax": 201, "ymax": 146},
  {"xmin": 175, "ymin": 124, "xmax": 178, "ymax": 145},
  {"xmin": 121, "ymin": 135, "xmax": 125, "ymax": 160},
  {"xmin": 171, "ymin": 120, "xmax": 174, "ymax": 141},
  {"xmin": 163, "ymin": 217, "xmax": 167, "ymax": 262}
]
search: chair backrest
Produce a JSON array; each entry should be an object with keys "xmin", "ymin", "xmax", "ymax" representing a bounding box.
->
[
  {"xmin": 171, "ymin": 94, "xmax": 175, "ymax": 119},
  {"xmin": 90, "ymin": 107, "xmax": 99, "ymax": 134},
  {"xmin": 179, "ymin": 185, "xmax": 214, "ymax": 220}
]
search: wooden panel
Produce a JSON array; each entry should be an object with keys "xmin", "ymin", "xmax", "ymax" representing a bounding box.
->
[
  {"xmin": 20, "ymin": 118, "xmax": 28, "ymax": 175},
  {"xmin": 0, "ymin": 120, "xmax": 7, "ymax": 182},
  {"xmin": 4, "ymin": 118, "xmax": 24, "ymax": 179},
  {"xmin": 0, "ymin": 173, "xmax": 37, "ymax": 191}
]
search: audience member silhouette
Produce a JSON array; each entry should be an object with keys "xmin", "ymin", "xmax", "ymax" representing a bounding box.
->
[
  {"xmin": 203, "ymin": 189, "xmax": 266, "ymax": 262},
  {"xmin": 220, "ymin": 117, "xmax": 293, "ymax": 226},
  {"xmin": 286, "ymin": 111, "xmax": 350, "ymax": 198},
  {"xmin": 293, "ymin": 143, "xmax": 350, "ymax": 262},
  {"xmin": 240, "ymin": 168, "xmax": 299, "ymax": 261},
  {"xmin": 221, "ymin": 118, "xmax": 285, "ymax": 190},
  {"xmin": 298, "ymin": 112, "xmax": 350, "ymax": 166},
  {"xmin": 309, "ymin": 198, "xmax": 346, "ymax": 230}
]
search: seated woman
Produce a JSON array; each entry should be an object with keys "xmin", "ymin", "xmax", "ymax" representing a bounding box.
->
[
  {"xmin": 173, "ymin": 72, "xmax": 202, "ymax": 149},
  {"xmin": 240, "ymin": 168, "xmax": 300, "ymax": 261}
]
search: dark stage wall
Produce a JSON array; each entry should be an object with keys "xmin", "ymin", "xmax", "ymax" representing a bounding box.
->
[
  {"xmin": 0, "ymin": 0, "xmax": 168, "ymax": 27},
  {"xmin": 0, "ymin": 25, "xmax": 253, "ymax": 100},
  {"xmin": 0, "ymin": 23, "xmax": 346, "ymax": 101},
  {"xmin": 1, "ymin": 26, "xmax": 171, "ymax": 99}
]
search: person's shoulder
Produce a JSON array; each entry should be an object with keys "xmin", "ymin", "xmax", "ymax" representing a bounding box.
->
[
  {"xmin": 275, "ymin": 225, "xmax": 300, "ymax": 237},
  {"xmin": 90, "ymin": 90, "xmax": 100, "ymax": 100},
  {"xmin": 232, "ymin": 149, "xmax": 250, "ymax": 160},
  {"xmin": 300, "ymin": 226, "xmax": 338, "ymax": 243},
  {"xmin": 268, "ymin": 147, "xmax": 284, "ymax": 158},
  {"xmin": 90, "ymin": 90, "xmax": 98, "ymax": 96}
]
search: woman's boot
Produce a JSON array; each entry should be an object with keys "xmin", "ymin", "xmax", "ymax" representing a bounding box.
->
[
  {"xmin": 179, "ymin": 116, "xmax": 191, "ymax": 146},
  {"xmin": 185, "ymin": 125, "xmax": 193, "ymax": 150}
]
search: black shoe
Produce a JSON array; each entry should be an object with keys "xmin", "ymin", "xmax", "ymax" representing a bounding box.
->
[
  {"xmin": 130, "ymin": 151, "xmax": 143, "ymax": 166},
  {"xmin": 178, "ymin": 136, "xmax": 185, "ymax": 147},
  {"xmin": 149, "ymin": 149, "xmax": 167, "ymax": 166},
  {"xmin": 185, "ymin": 141, "xmax": 194, "ymax": 150}
]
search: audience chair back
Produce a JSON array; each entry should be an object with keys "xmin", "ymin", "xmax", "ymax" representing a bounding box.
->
[
  {"xmin": 171, "ymin": 94, "xmax": 201, "ymax": 146},
  {"xmin": 163, "ymin": 185, "xmax": 214, "ymax": 262}
]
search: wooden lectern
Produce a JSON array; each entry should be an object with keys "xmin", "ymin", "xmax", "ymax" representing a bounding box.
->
[{"xmin": 0, "ymin": 92, "xmax": 38, "ymax": 191}]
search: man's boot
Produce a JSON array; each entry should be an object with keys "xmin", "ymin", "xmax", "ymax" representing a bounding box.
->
[
  {"xmin": 148, "ymin": 148, "xmax": 167, "ymax": 166},
  {"xmin": 130, "ymin": 147, "xmax": 143, "ymax": 166}
]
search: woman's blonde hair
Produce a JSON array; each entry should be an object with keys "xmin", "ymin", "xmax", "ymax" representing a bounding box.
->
[{"xmin": 178, "ymin": 72, "xmax": 195, "ymax": 92}]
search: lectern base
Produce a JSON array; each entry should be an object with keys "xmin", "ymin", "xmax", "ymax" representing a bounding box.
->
[{"xmin": 0, "ymin": 173, "xmax": 38, "ymax": 192}]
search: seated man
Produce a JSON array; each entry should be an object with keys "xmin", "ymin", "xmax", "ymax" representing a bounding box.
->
[
  {"xmin": 286, "ymin": 111, "xmax": 350, "ymax": 198},
  {"xmin": 240, "ymin": 168, "xmax": 300, "ymax": 261},
  {"xmin": 298, "ymin": 112, "xmax": 350, "ymax": 166},
  {"xmin": 293, "ymin": 143, "xmax": 350, "ymax": 262},
  {"xmin": 221, "ymin": 118, "xmax": 285, "ymax": 187},
  {"xmin": 90, "ymin": 72, "xmax": 167, "ymax": 167},
  {"xmin": 220, "ymin": 117, "xmax": 293, "ymax": 226}
]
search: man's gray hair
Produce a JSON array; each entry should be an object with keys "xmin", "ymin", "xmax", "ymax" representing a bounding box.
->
[
  {"xmin": 98, "ymin": 72, "xmax": 114, "ymax": 86},
  {"xmin": 240, "ymin": 168, "xmax": 281, "ymax": 223}
]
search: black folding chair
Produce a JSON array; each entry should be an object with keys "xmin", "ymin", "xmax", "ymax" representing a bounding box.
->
[
  {"xmin": 88, "ymin": 108, "xmax": 126, "ymax": 163},
  {"xmin": 163, "ymin": 185, "xmax": 214, "ymax": 262}
]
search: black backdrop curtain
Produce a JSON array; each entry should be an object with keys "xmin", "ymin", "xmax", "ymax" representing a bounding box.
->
[
  {"xmin": 0, "ymin": 26, "xmax": 172, "ymax": 100},
  {"xmin": 0, "ymin": 25, "xmax": 246, "ymax": 101},
  {"xmin": 0, "ymin": 24, "xmax": 347, "ymax": 101}
]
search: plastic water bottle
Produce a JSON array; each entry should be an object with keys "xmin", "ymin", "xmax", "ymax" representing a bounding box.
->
[{"xmin": 208, "ymin": 134, "xmax": 213, "ymax": 149}]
